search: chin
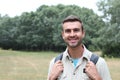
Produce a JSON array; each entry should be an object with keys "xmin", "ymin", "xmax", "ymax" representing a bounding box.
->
[
  {"xmin": 68, "ymin": 42, "xmax": 82, "ymax": 48},
  {"xmin": 69, "ymin": 44, "xmax": 78, "ymax": 48}
]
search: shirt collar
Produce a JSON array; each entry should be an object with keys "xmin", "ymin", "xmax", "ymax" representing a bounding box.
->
[
  {"xmin": 82, "ymin": 45, "xmax": 92, "ymax": 61},
  {"xmin": 64, "ymin": 48, "xmax": 71, "ymax": 60},
  {"xmin": 63, "ymin": 44, "xmax": 92, "ymax": 61}
]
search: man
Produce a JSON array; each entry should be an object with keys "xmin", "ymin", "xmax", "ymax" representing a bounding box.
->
[{"xmin": 47, "ymin": 15, "xmax": 111, "ymax": 80}]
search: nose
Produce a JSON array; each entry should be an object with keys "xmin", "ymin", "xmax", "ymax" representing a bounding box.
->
[{"xmin": 70, "ymin": 30, "xmax": 75, "ymax": 37}]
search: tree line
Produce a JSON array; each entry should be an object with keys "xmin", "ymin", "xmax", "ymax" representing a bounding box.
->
[{"xmin": 0, "ymin": 1, "xmax": 119, "ymax": 57}]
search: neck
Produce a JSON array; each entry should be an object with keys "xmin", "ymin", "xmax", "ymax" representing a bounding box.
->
[{"xmin": 68, "ymin": 44, "xmax": 84, "ymax": 59}]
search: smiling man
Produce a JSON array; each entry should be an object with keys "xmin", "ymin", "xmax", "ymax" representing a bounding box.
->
[{"xmin": 47, "ymin": 15, "xmax": 111, "ymax": 80}]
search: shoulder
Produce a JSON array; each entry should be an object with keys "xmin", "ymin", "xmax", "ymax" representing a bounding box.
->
[
  {"xmin": 96, "ymin": 57, "xmax": 109, "ymax": 71},
  {"xmin": 48, "ymin": 57, "xmax": 55, "ymax": 74},
  {"xmin": 49, "ymin": 57, "xmax": 55, "ymax": 66},
  {"xmin": 96, "ymin": 57, "xmax": 112, "ymax": 80},
  {"xmin": 97, "ymin": 57, "xmax": 106, "ymax": 65}
]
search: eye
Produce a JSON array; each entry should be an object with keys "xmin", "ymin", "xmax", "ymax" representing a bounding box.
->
[
  {"xmin": 65, "ymin": 29, "xmax": 71, "ymax": 33},
  {"xmin": 74, "ymin": 28, "xmax": 80, "ymax": 32}
]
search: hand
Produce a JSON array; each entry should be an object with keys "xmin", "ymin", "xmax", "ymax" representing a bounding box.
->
[
  {"xmin": 85, "ymin": 61, "xmax": 102, "ymax": 80},
  {"xmin": 49, "ymin": 60, "xmax": 64, "ymax": 80}
]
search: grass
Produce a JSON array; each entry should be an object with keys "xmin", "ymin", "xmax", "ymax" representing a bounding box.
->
[
  {"xmin": 0, "ymin": 49, "xmax": 119, "ymax": 80},
  {"xmin": 0, "ymin": 50, "xmax": 57, "ymax": 80},
  {"xmin": 105, "ymin": 58, "xmax": 120, "ymax": 80}
]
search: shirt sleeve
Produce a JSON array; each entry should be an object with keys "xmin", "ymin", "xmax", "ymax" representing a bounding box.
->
[
  {"xmin": 96, "ymin": 57, "xmax": 112, "ymax": 80},
  {"xmin": 47, "ymin": 58, "xmax": 55, "ymax": 80}
]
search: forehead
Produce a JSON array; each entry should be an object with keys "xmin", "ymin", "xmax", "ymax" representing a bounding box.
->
[{"xmin": 62, "ymin": 21, "xmax": 82, "ymax": 30}]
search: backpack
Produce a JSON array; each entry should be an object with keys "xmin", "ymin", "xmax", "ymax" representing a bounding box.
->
[
  {"xmin": 54, "ymin": 53, "xmax": 99, "ymax": 64},
  {"xmin": 54, "ymin": 53, "xmax": 99, "ymax": 73}
]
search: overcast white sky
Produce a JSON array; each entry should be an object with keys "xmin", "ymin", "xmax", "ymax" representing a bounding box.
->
[{"xmin": 0, "ymin": 0, "xmax": 101, "ymax": 17}]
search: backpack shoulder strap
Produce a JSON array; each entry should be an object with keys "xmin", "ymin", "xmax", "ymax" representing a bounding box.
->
[
  {"xmin": 54, "ymin": 53, "xmax": 63, "ymax": 63},
  {"xmin": 90, "ymin": 53, "xmax": 99, "ymax": 65},
  {"xmin": 54, "ymin": 53, "xmax": 99, "ymax": 64},
  {"xmin": 83, "ymin": 53, "xmax": 99, "ymax": 73}
]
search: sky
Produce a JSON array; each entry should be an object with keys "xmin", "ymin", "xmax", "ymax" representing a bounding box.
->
[{"xmin": 0, "ymin": 0, "xmax": 101, "ymax": 17}]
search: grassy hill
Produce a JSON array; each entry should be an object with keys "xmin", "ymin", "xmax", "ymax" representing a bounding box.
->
[{"xmin": 0, "ymin": 49, "xmax": 119, "ymax": 80}]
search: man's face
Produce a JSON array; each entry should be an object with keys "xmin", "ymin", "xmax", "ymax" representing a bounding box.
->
[{"xmin": 62, "ymin": 21, "xmax": 85, "ymax": 48}]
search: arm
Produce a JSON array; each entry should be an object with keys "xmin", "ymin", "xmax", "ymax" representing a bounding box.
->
[
  {"xmin": 85, "ymin": 61, "xmax": 102, "ymax": 80},
  {"xmin": 85, "ymin": 58, "xmax": 112, "ymax": 80},
  {"xmin": 47, "ymin": 60, "xmax": 64, "ymax": 80},
  {"xmin": 96, "ymin": 58, "xmax": 112, "ymax": 80}
]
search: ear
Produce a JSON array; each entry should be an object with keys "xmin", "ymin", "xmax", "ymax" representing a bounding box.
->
[
  {"xmin": 82, "ymin": 30, "xmax": 85, "ymax": 38},
  {"xmin": 61, "ymin": 31, "xmax": 64, "ymax": 39}
]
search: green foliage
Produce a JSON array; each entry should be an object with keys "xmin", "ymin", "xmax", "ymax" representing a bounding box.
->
[
  {"xmin": 97, "ymin": 0, "xmax": 120, "ymax": 57},
  {"xmin": 97, "ymin": 23, "xmax": 120, "ymax": 57},
  {"xmin": 0, "ymin": 15, "xmax": 17, "ymax": 49},
  {"xmin": 97, "ymin": 0, "xmax": 120, "ymax": 24},
  {"xmin": 0, "ymin": 4, "xmax": 105, "ymax": 52}
]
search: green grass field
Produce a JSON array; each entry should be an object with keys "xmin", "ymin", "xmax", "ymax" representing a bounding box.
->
[{"xmin": 0, "ymin": 50, "xmax": 119, "ymax": 80}]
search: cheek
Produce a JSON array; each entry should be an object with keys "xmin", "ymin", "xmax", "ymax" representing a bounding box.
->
[
  {"xmin": 78, "ymin": 33, "xmax": 84, "ymax": 39},
  {"xmin": 63, "ymin": 35, "xmax": 70, "ymax": 41},
  {"xmin": 62, "ymin": 33, "xmax": 68, "ymax": 38},
  {"xmin": 62, "ymin": 35, "xmax": 67, "ymax": 40}
]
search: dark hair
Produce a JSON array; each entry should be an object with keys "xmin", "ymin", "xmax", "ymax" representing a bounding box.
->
[{"xmin": 62, "ymin": 15, "xmax": 84, "ymax": 31}]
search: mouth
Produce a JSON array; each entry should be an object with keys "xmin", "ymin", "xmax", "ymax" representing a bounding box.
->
[{"xmin": 68, "ymin": 39, "xmax": 78, "ymax": 43}]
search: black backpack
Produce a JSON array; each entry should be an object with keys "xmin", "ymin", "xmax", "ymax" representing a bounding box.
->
[{"xmin": 54, "ymin": 53, "xmax": 99, "ymax": 73}]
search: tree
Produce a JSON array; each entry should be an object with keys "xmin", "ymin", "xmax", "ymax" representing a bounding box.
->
[
  {"xmin": 97, "ymin": 0, "xmax": 120, "ymax": 24},
  {"xmin": 0, "ymin": 4, "xmax": 105, "ymax": 51},
  {"xmin": 97, "ymin": 0, "xmax": 120, "ymax": 57},
  {"xmin": 0, "ymin": 15, "xmax": 16, "ymax": 49}
]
